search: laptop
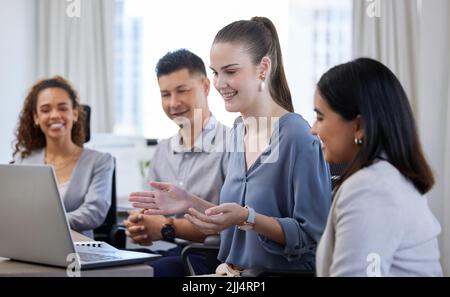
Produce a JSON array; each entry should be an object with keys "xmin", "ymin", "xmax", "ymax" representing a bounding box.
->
[{"xmin": 0, "ymin": 164, "xmax": 160, "ymax": 270}]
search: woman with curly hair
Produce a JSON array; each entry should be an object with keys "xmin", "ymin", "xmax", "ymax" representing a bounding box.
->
[{"xmin": 13, "ymin": 76, "xmax": 114, "ymax": 238}]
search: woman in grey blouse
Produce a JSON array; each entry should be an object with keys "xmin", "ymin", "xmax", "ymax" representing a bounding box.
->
[
  {"xmin": 130, "ymin": 17, "xmax": 331, "ymax": 275},
  {"xmin": 12, "ymin": 76, "xmax": 113, "ymax": 238},
  {"xmin": 312, "ymin": 58, "xmax": 442, "ymax": 276}
]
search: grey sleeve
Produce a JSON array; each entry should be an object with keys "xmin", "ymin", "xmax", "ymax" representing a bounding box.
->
[
  {"xmin": 67, "ymin": 153, "xmax": 114, "ymax": 231},
  {"xmin": 329, "ymin": 180, "xmax": 403, "ymax": 276},
  {"xmin": 12, "ymin": 153, "xmax": 23, "ymax": 164},
  {"xmin": 258, "ymin": 137, "xmax": 332, "ymax": 262}
]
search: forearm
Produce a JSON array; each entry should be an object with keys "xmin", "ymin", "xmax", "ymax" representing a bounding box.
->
[
  {"xmin": 253, "ymin": 213, "xmax": 286, "ymax": 246},
  {"xmin": 173, "ymin": 218, "xmax": 207, "ymax": 242}
]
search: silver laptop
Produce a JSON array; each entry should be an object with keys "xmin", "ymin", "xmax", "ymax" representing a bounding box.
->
[{"xmin": 0, "ymin": 164, "xmax": 160, "ymax": 270}]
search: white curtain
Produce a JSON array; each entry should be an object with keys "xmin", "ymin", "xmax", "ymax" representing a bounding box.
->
[
  {"xmin": 417, "ymin": 0, "xmax": 450, "ymax": 276},
  {"xmin": 37, "ymin": 0, "xmax": 115, "ymax": 133},
  {"xmin": 418, "ymin": 0, "xmax": 450, "ymax": 276},
  {"xmin": 444, "ymin": 61, "xmax": 450, "ymax": 277},
  {"xmin": 353, "ymin": 0, "xmax": 450, "ymax": 276},
  {"xmin": 352, "ymin": 0, "xmax": 419, "ymax": 110}
]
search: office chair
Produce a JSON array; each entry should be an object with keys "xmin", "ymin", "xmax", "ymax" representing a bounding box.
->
[
  {"xmin": 93, "ymin": 161, "xmax": 122, "ymax": 246},
  {"xmin": 181, "ymin": 234, "xmax": 221, "ymax": 275},
  {"xmin": 80, "ymin": 105, "xmax": 126, "ymax": 248},
  {"xmin": 181, "ymin": 162, "xmax": 348, "ymax": 276},
  {"xmin": 82, "ymin": 105, "xmax": 91, "ymax": 143}
]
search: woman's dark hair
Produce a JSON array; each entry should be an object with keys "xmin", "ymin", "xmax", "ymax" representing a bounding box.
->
[
  {"xmin": 13, "ymin": 76, "xmax": 86, "ymax": 159},
  {"xmin": 213, "ymin": 16, "xmax": 294, "ymax": 112},
  {"xmin": 317, "ymin": 57, "xmax": 434, "ymax": 194}
]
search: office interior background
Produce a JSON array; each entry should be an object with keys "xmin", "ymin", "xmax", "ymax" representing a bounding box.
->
[{"xmin": 0, "ymin": 0, "xmax": 449, "ymax": 276}]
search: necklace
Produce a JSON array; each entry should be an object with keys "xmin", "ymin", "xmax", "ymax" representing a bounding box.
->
[{"xmin": 45, "ymin": 146, "xmax": 82, "ymax": 172}]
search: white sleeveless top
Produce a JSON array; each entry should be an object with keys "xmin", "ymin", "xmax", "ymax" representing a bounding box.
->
[{"xmin": 58, "ymin": 180, "xmax": 71, "ymax": 199}]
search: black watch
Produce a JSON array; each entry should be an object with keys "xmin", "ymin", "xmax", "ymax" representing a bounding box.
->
[{"xmin": 161, "ymin": 224, "xmax": 175, "ymax": 242}]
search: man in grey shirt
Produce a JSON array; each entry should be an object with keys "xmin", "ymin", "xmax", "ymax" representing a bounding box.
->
[{"xmin": 123, "ymin": 49, "xmax": 229, "ymax": 276}]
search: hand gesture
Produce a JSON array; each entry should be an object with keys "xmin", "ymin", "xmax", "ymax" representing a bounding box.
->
[
  {"xmin": 123, "ymin": 210, "xmax": 153, "ymax": 246},
  {"xmin": 123, "ymin": 210, "xmax": 172, "ymax": 246},
  {"xmin": 128, "ymin": 181, "xmax": 192, "ymax": 215},
  {"xmin": 184, "ymin": 203, "xmax": 248, "ymax": 235}
]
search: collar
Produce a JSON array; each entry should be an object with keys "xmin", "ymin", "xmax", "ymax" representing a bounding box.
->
[{"xmin": 170, "ymin": 115, "xmax": 218, "ymax": 153}]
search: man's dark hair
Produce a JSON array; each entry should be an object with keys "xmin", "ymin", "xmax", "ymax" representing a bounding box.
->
[{"xmin": 156, "ymin": 49, "xmax": 206, "ymax": 78}]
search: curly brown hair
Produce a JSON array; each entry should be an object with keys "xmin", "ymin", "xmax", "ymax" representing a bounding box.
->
[{"xmin": 13, "ymin": 76, "xmax": 86, "ymax": 159}]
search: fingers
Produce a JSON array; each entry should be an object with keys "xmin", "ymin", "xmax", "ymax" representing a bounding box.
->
[
  {"xmin": 127, "ymin": 213, "xmax": 144, "ymax": 224},
  {"xmin": 123, "ymin": 218, "xmax": 142, "ymax": 228},
  {"xmin": 123, "ymin": 219, "xmax": 146, "ymax": 233},
  {"xmin": 129, "ymin": 191, "xmax": 155, "ymax": 198},
  {"xmin": 131, "ymin": 202, "xmax": 157, "ymax": 209},
  {"xmin": 188, "ymin": 208, "xmax": 215, "ymax": 224},
  {"xmin": 149, "ymin": 181, "xmax": 172, "ymax": 191},
  {"xmin": 123, "ymin": 219, "xmax": 131, "ymax": 228},
  {"xmin": 129, "ymin": 192, "xmax": 157, "ymax": 210},
  {"xmin": 205, "ymin": 203, "xmax": 239, "ymax": 216},
  {"xmin": 205, "ymin": 205, "xmax": 227, "ymax": 216},
  {"xmin": 189, "ymin": 208, "xmax": 226, "ymax": 226},
  {"xmin": 185, "ymin": 213, "xmax": 217, "ymax": 233},
  {"xmin": 125, "ymin": 224, "xmax": 152, "ymax": 246},
  {"xmin": 143, "ymin": 209, "xmax": 167, "ymax": 216},
  {"xmin": 128, "ymin": 194, "xmax": 156, "ymax": 204},
  {"xmin": 127, "ymin": 225, "xmax": 146, "ymax": 233}
]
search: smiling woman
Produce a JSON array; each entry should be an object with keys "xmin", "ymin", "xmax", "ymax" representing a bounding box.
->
[
  {"xmin": 12, "ymin": 76, "xmax": 115, "ymax": 238},
  {"xmin": 14, "ymin": 76, "xmax": 86, "ymax": 159}
]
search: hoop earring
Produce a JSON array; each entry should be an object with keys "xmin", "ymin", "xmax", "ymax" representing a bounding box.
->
[
  {"xmin": 354, "ymin": 138, "xmax": 363, "ymax": 146},
  {"xmin": 259, "ymin": 74, "xmax": 266, "ymax": 92}
]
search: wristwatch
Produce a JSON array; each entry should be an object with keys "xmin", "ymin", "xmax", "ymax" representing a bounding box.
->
[
  {"xmin": 238, "ymin": 206, "xmax": 256, "ymax": 231},
  {"xmin": 161, "ymin": 223, "xmax": 175, "ymax": 242}
]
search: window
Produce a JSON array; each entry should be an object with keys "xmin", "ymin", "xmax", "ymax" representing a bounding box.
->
[{"xmin": 114, "ymin": 0, "xmax": 352, "ymax": 139}]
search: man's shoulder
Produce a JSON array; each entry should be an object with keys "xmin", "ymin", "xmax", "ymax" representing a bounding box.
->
[
  {"xmin": 154, "ymin": 135, "xmax": 174, "ymax": 147},
  {"xmin": 155, "ymin": 131, "xmax": 183, "ymax": 148},
  {"xmin": 215, "ymin": 119, "xmax": 231, "ymax": 131}
]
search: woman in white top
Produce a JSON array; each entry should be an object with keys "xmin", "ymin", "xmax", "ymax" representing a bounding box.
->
[
  {"xmin": 312, "ymin": 58, "xmax": 442, "ymax": 276},
  {"xmin": 13, "ymin": 76, "xmax": 114, "ymax": 238}
]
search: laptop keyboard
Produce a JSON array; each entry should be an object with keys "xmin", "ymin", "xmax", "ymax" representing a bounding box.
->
[{"xmin": 77, "ymin": 252, "xmax": 121, "ymax": 262}]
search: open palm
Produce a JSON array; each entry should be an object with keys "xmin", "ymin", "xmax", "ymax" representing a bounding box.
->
[{"xmin": 129, "ymin": 181, "xmax": 192, "ymax": 215}]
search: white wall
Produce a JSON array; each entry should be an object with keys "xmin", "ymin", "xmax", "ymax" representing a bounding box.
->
[
  {"xmin": 0, "ymin": 0, "xmax": 36, "ymax": 163},
  {"xmin": 417, "ymin": 0, "xmax": 450, "ymax": 276},
  {"xmin": 85, "ymin": 133, "xmax": 157, "ymax": 210}
]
